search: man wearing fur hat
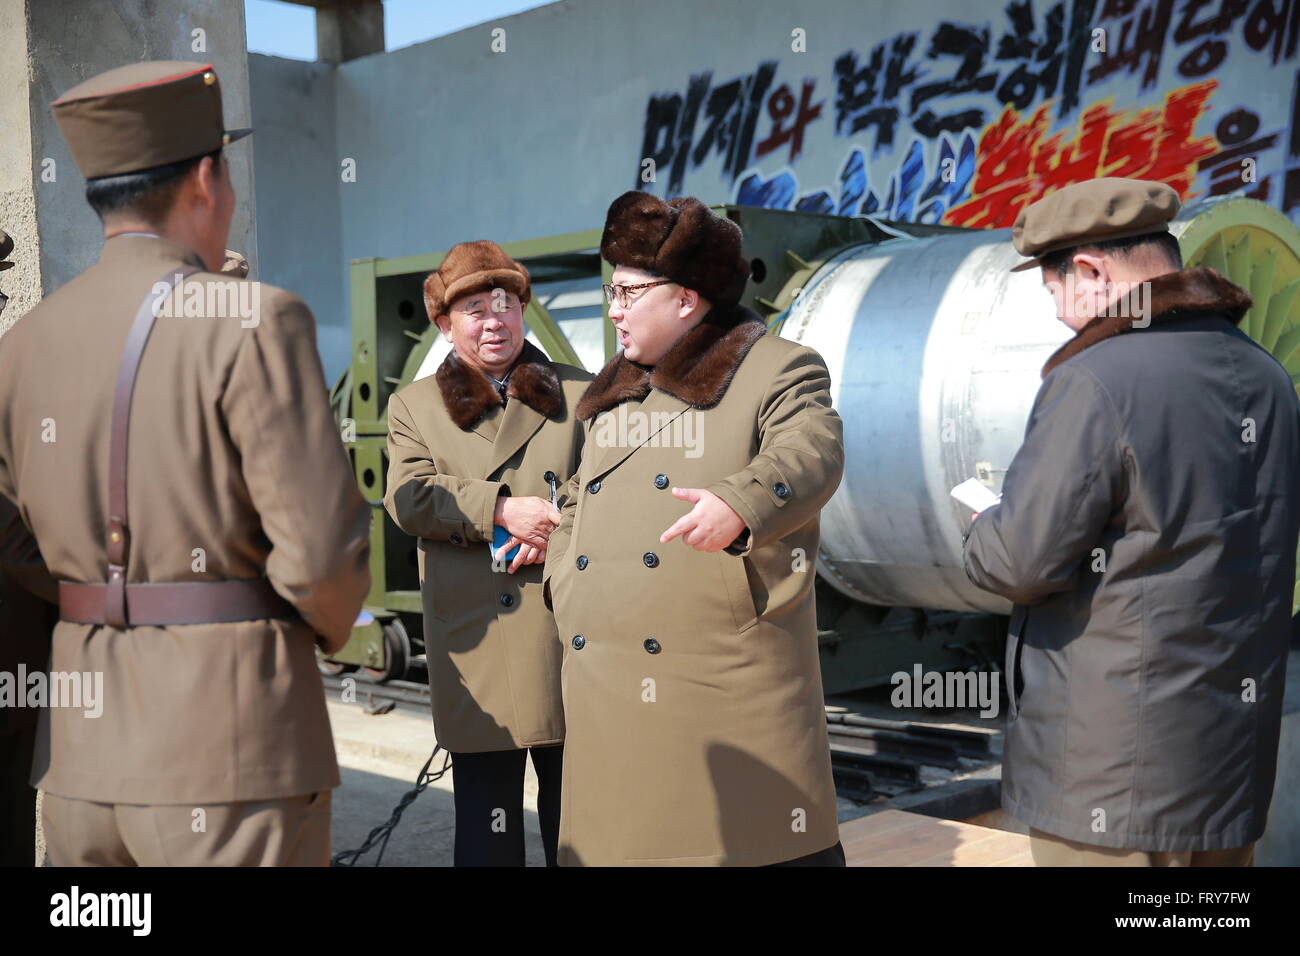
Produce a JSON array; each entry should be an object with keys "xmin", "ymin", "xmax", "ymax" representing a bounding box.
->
[
  {"xmin": 385, "ymin": 240, "xmax": 591, "ymax": 866},
  {"xmin": 964, "ymin": 177, "xmax": 1300, "ymax": 865},
  {"xmin": 542, "ymin": 193, "xmax": 846, "ymax": 866}
]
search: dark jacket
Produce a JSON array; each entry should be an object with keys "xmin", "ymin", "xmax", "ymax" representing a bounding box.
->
[{"xmin": 964, "ymin": 267, "xmax": 1300, "ymax": 852}]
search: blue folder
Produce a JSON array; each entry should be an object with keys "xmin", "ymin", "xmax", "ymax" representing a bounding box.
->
[{"xmin": 491, "ymin": 524, "xmax": 521, "ymax": 564}]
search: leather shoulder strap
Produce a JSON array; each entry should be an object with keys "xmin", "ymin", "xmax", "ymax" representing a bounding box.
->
[{"xmin": 104, "ymin": 266, "xmax": 200, "ymax": 627}]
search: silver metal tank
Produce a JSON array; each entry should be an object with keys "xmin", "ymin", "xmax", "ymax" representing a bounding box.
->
[
  {"xmin": 780, "ymin": 196, "xmax": 1297, "ymax": 614},
  {"xmin": 779, "ymin": 222, "xmax": 1064, "ymax": 614}
]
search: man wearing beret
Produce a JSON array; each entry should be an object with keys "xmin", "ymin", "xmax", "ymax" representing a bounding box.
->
[
  {"xmin": 543, "ymin": 192, "xmax": 846, "ymax": 866},
  {"xmin": 0, "ymin": 228, "xmax": 59, "ymax": 866},
  {"xmin": 964, "ymin": 177, "xmax": 1300, "ymax": 865},
  {"xmin": 0, "ymin": 62, "xmax": 371, "ymax": 865},
  {"xmin": 385, "ymin": 240, "xmax": 591, "ymax": 866}
]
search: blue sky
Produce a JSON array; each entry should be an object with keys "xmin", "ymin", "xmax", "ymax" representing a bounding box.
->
[{"xmin": 245, "ymin": 0, "xmax": 551, "ymax": 61}]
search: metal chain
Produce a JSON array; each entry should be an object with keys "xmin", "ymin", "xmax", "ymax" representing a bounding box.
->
[{"xmin": 331, "ymin": 745, "xmax": 452, "ymax": 867}]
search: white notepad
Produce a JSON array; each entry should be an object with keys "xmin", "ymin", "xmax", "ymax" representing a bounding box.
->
[{"xmin": 950, "ymin": 477, "xmax": 1001, "ymax": 513}]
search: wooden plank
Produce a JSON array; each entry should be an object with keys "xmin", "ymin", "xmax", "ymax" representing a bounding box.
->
[{"xmin": 841, "ymin": 809, "xmax": 1033, "ymax": 867}]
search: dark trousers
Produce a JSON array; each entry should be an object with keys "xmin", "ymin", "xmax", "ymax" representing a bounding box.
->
[
  {"xmin": 766, "ymin": 840, "xmax": 847, "ymax": 867},
  {"xmin": 449, "ymin": 744, "xmax": 563, "ymax": 867}
]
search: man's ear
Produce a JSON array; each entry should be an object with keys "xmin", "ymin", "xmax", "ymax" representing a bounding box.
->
[
  {"xmin": 435, "ymin": 314, "xmax": 452, "ymax": 338},
  {"xmin": 1073, "ymin": 251, "xmax": 1108, "ymax": 285},
  {"xmin": 188, "ymin": 155, "xmax": 221, "ymax": 213},
  {"xmin": 678, "ymin": 286, "xmax": 700, "ymax": 317}
]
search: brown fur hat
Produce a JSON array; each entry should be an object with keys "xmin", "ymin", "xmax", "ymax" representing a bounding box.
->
[
  {"xmin": 600, "ymin": 192, "xmax": 750, "ymax": 307},
  {"xmin": 423, "ymin": 240, "xmax": 531, "ymax": 323}
]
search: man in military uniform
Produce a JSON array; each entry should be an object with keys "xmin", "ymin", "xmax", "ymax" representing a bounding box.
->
[
  {"xmin": 0, "ymin": 61, "xmax": 371, "ymax": 865},
  {"xmin": 544, "ymin": 193, "xmax": 846, "ymax": 866},
  {"xmin": 0, "ymin": 228, "xmax": 58, "ymax": 867},
  {"xmin": 385, "ymin": 240, "xmax": 591, "ymax": 866},
  {"xmin": 964, "ymin": 178, "xmax": 1300, "ymax": 866}
]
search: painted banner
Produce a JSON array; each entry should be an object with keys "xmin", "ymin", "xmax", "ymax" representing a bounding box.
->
[{"xmin": 634, "ymin": 0, "xmax": 1300, "ymax": 230}]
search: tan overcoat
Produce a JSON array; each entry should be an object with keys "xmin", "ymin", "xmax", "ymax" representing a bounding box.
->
[
  {"xmin": 385, "ymin": 341, "xmax": 591, "ymax": 752},
  {"xmin": 543, "ymin": 303, "xmax": 845, "ymax": 866}
]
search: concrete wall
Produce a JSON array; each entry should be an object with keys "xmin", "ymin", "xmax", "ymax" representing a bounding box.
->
[
  {"xmin": 243, "ymin": 0, "xmax": 1299, "ymax": 380},
  {"xmin": 13, "ymin": 0, "xmax": 256, "ymax": 301},
  {"xmin": 246, "ymin": 53, "xmax": 346, "ymax": 376}
]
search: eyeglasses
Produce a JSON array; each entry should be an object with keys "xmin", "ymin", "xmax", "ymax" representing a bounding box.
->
[{"xmin": 601, "ymin": 280, "xmax": 673, "ymax": 309}]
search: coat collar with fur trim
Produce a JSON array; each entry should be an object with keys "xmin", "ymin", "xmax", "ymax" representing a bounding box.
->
[
  {"xmin": 576, "ymin": 303, "xmax": 768, "ymax": 421},
  {"xmin": 435, "ymin": 339, "xmax": 563, "ymax": 430},
  {"xmin": 1042, "ymin": 266, "xmax": 1253, "ymax": 378}
]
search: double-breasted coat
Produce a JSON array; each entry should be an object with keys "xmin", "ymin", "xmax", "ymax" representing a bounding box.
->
[
  {"xmin": 385, "ymin": 341, "xmax": 591, "ymax": 752},
  {"xmin": 964, "ymin": 267, "xmax": 1300, "ymax": 852},
  {"xmin": 543, "ymin": 303, "xmax": 845, "ymax": 866},
  {"xmin": 0, "ymin": 235, "xmax": 371, "ymax": 805}
]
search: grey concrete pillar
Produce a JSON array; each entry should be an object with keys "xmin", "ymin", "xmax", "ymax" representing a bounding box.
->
[
  {"xmin": 0, "ymin": 0, "xmax": 257, "ymax": 331},
  {"xmin": 316, "ymin": 0, "xmax": 384, "ymax": 64},
  {"xmin": 0, "ymin": 0, "xmax": 41, "ymax": 334}
]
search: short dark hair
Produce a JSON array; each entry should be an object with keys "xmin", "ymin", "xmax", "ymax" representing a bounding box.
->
[
  {"xmin": 1041, "ymin": 230, "xmax": 1182, "ymax": 278},
  {"xmin": 84, "ymin": 149, "xmax": 222, "ymax": 223}
]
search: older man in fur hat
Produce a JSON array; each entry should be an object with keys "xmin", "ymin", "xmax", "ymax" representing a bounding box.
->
[
  {"xmin": 385, "ymin": 240, "xmax": 592, "ymax": 866},
  {"xmin": 964, "ymin": 177, "xmax": 1300, "ymax": 866},
  {"xmin": 542, "ymin": 193, "xmax": 846, "ymax": 866}
]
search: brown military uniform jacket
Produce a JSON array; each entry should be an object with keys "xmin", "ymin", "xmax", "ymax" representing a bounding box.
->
[
  {"xmin": 0, "ymin": 235, "xmax": 370, "ymax": 804},
  {"xmin": 385, "ymin": 342, "xmax": 590, "ymax": 752}
]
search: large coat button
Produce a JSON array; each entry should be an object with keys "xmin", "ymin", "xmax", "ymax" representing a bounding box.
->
[
  {"xmin": 572, "ymin": 634, "xmax": 586, "ymax": 650},
  {"xmin": 644, "ymin": 637, "xmax": 661, "ymax": 654},
  {"xmin": 643, "ymin": 552, "xmax": 659, "ymax": 568},
  {"xmin": 499, "ymin": 593, "xmax": 514, "ymax": 607},
  {"xmin": 773, "ymin": 481, "xmax": 791, "ymax": 499},
  {"xmin": 588, "ymin": 479, "xmax": 602, "ymax": 494},
  {"xmin": 450, "ymin": 532, "xmax": 463, "ymax": 545},
  {"xmin": 576, "ymin": 554, "xmax": 588, "ymax": 570},
  {"xmin": 653, "ymin": 474, "xmax": 669, "ymax": 489}
]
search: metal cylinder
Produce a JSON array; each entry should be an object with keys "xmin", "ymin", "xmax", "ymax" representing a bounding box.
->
[{"xmin": 781, "ymin": 196, "xmax": 1298, "ymax": 614}]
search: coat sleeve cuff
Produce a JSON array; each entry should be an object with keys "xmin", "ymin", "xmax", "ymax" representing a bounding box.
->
[
  {"xmin": 474, "ymin": 481, "xmax": 506, "ymax": 543},
  {"xmin": 707, "ymin": 459, "xmax": 793, "ymax": 558}
]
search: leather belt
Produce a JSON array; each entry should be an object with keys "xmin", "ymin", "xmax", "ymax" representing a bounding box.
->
[
  {"xmin": 57, "ymin": 264, "xmax": 295, "ymax": 629},
  {"xmin": 59, "ymin": 578, "xmax": 294, "ymax": 626}
]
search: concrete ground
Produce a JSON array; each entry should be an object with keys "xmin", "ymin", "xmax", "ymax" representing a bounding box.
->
[
  {"xmin": 327, "ymin": 696, "xmax": 889, "ymax": 867},
  {"xmin": 328, "ymin": 699, "xmax": 550, "ymax": 867},
  {"xmin": 32, "ymin": 653, "xmax": 1295, "ymax": 865}
]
